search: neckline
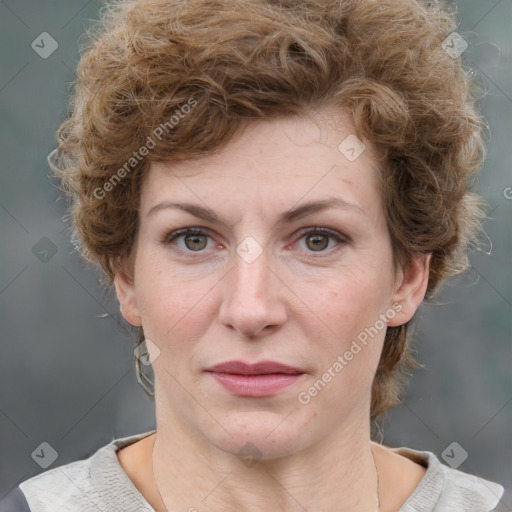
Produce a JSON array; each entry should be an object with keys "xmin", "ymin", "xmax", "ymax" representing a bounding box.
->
[
  {"xmin": 388, "ymin": 445, "xmax": 445, "ymax": 510},
  {"xmin": 91, "ymin": 430, "xmax": 444, "ymax": 512}
]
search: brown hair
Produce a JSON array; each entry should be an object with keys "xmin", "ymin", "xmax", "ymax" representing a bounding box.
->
[{"xmin": 51, "ymin": 0, "xmax": 488, "ymax": 425}]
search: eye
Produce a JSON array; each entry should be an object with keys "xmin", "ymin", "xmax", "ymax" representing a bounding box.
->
[
  {"xmin": 163, "ymin": 227, "xmax": 214, "ymax": 252},
  {"xmin": 295, "ymin": 227, "xmax": 348, "ymax": 254},
  {"xmin": 162, "ymin": 226, "xmax": 348, "ymax": 256}
]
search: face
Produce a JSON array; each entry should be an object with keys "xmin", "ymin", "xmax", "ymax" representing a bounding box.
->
[{"xmin": 115, "ymin": 109, "xmax": 430, "ymax": 460}]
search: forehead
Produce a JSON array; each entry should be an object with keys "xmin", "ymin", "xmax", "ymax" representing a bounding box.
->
[{"xmin": 140, "ymin": 109, "xmax": 383, "ymax": 221}]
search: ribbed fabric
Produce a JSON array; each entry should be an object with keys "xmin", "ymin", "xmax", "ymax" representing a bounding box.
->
[{"xmin": 17, "ymin": 430, "xmax": 505, "ymax": 512}]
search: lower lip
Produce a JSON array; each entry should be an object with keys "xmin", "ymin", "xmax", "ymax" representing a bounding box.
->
[{"xmin": 208, "ymin": 372, "xmax": 304, "ymax": 397}]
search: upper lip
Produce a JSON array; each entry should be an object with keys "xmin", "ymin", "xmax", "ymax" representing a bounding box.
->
[{"xmin": 205, "ymin": 360, "xmax": 304, "ymax": 375}]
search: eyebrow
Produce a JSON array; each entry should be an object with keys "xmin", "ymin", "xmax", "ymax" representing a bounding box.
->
[{"xmin": 146, "ymin": 197, "xmax": 367, "ymax": 225}]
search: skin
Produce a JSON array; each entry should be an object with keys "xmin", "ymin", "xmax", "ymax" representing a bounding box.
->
[{"xmin": 114, "ymin": 108, "xmax": 431, "ymax": 512}]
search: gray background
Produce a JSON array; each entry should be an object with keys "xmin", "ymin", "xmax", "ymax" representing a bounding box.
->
[{"xmin": 1, "ymin": 0, "xmax": 511, "ymax": 505}]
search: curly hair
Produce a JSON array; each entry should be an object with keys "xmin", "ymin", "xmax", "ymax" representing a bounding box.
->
[{"xmin": 50, "ymin": 0, "xmax": 489, "ymax": 424}]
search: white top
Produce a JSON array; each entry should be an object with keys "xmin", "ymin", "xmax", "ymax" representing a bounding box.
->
[{"xmin": 18, "ymin": 429, "xmax": 506, "ymax": 512}]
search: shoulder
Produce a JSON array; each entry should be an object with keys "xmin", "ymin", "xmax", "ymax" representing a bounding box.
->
[
  {"xmin": 392, "ymin": 445, "xmax": 507, "ymax": 512},
  {"xmin": 437, "ymin": 463, "xmax": 506, "ymax": 512},
  {"xmin": 15, "ymin": 458, "xmax": 91, "ymax": 512},
  {"xmin": 17, "ymin": 454, "xmax": 98, "ymax": 512},
  {"xmin": 15, "ymin": 430, "xmax": 156, "ymax": 512}
]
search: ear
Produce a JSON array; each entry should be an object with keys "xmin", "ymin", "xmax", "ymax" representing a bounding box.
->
[
  {"xmin": 113, "ymin": 267, "xmax": 142, "ymax": 327},
  {"xmin": 387, "ymin": 252, "xmax": 432, "ymax": 327}
]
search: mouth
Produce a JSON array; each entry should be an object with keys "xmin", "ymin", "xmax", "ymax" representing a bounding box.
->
[{"xmin": 204, "ymin": 360, "xmax": 305, "ymax": 397}]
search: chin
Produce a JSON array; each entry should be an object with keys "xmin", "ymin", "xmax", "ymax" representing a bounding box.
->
[{"xmin": 199, "ymin": 410, "xmax": 315, "ymax": 462}]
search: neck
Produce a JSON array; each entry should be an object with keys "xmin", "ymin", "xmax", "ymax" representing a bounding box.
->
[{"xmin": 151, "ymin": 406, "xmax": 380, "ymax": 512}]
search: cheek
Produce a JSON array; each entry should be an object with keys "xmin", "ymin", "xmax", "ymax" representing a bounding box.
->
[
  {"xmin": 319, "ymin": 271, "xmax": 389, "ymax": 329},
  {"xmin": 309, "ymin": 272, "xmax": 390, "ymax": 374},
  {"xmin": 134, "ymin": 251, "xmax": 215, "ymax": 348},
  {"xmin": 305, "ymin": 283, "xmax": 387, "ymax": 412}
]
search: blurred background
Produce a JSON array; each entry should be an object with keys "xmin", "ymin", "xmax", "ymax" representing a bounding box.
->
[{"xmin": 1, "ymin": 0, "xmax": 511, "ymax": 505}]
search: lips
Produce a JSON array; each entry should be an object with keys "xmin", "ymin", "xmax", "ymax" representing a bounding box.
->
[
  {"xmin": 205, "ymin": 360, "xmax": 304, "ymax": 375},
  {"xmin": 205, "ymin": 360, "xmax": 305, "ymax": 397}
]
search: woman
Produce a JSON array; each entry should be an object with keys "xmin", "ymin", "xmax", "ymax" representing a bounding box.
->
[{"xmin": 10, "ymin": 0, "xmax": 510, "ymax": 510}]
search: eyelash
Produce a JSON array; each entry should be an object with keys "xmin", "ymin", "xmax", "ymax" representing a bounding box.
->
[{"xmin": 162, "ymin": 226, "xmax": 348, "ymax": 257}]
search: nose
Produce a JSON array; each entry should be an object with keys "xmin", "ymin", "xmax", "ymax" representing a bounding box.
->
[{"xmin": 218, "ymin": 242, "xmax": 287, "ymax": 338}]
